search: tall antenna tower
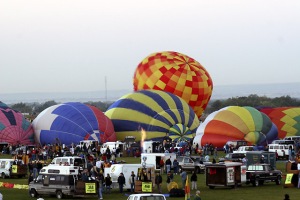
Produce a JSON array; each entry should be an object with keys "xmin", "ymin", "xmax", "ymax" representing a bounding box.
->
[{"xmin": 105, "ymin": 76, "xmax": 107, "ymax": 102}]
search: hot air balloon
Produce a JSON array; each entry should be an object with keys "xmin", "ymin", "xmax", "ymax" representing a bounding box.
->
[
  {"xmin": 0, "ymin": 101, "xmax": 35, "ymax": 145},
  {"xmin": 193, "ymin": 106, "xmax": 278, "ymax": 148},
  {"xmin": 32, "ymin": 102, "xmax": 116, "ymax": 146},
  {"xmin": 133, "ymin": 51, "xmax": 213, "ymax": 118},
  {"xmin": 105, "ymin": 90, "xmax": 200, "ymax": 142},
  {"xmin": 259, "ymin": 107, "xmax": 300, "ymax": 139}
]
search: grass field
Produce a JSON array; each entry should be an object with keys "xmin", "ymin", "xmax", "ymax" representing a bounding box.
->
[{"xmin": 0, "ymin": 152, "xmax": 298, "ymax": 200}]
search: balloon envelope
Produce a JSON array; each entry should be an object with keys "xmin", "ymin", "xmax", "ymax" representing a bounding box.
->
[
  {"xmin": 133, "ymin": 51, "xmax": 213, "ymax": 118},
  {"xmin": 0, "ymin": 101, "xmax": 34, "ymax": 145},
  {"xmin": 194, "ymin": 106, "xmax": 278, "ymax": 148},
  {"xmin": 105, "ymin": 90, "xmax": 200, "ymax": 142},
  {"xmin": 33, "ymin": 102, "xmax": 116, "ymax": 146},
  {"xmin": 259, "ymin": 107, "xmax": 300, "ymax": 139}
]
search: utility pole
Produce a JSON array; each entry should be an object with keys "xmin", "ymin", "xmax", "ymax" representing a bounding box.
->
[{"xmin": 105, "ymin": 76, "xmax": 107, "ymax": 103}]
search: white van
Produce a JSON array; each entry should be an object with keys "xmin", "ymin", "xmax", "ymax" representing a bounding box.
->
[
  {"xmin": 142, "ymin": 141, "xmax": 161, "ymax": 153},
  {"xmin": 29, "ymin": 165, "xmax": 98, "ymax": 199},
  {"xmin": 100, "ymin": 141, "xmax": 124, "ymax": 155},
  {"xmin": 284, "ymin": 136, "xmax": 300, "ymax": 141},
  {"xmin": 0, "ymin": 158, "xmax": 27, "ymax": 178},
  {"xmin": 140, "ymin": 153, "xmax": 177, "ymax": 171},
  {"xmin": 49, "ymin": 156, "xmax": 87, "ymax": 170},
  {"xmin": 271, "ymin": 140, "xmax": 295, "ymax": 145},
  {"xmin": 104, "ymin": 163, "xmax": 155, "ymax": 190},
  {"xmin": 267, "ymin": 144, "xmax": 293, "ymax": 159}
]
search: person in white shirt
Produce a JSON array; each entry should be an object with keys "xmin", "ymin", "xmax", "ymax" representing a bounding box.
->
[{"xmin": 297, "ymin": 162, "xmax": 300, "ymax": 188}]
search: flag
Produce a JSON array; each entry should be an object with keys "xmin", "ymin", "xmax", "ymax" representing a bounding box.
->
[{"xmin": 185, "ymin": 175, "xmax": 190, "ymax": 200}]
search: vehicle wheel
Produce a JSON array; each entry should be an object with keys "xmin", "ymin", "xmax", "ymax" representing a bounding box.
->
[
  {"xmin": 1, "ymin": 172, "xmax": 5, "ymax": 179},
  {"xmin": 56, "ymin": 190, "xmax": 63, "ymax": 199},
  {"xmin": 29, "ymin": 189, "xmax": 37, "ymax": 198},
  {"xmin": 276, "ymin": 176, "xmax": 281, "ymax": 185},
  {"xmin": 253, "ymin": 179, "xmax": 259, "ymax": 187}
]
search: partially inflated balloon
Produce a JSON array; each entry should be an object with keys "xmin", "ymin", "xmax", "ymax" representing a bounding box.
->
[
  {"xmin": 0, "ymin": 101, "xmax": 34, "ymax": 145},
  {"xmin": 193, "ymin": 106, "xmax": 278, "ymax": 148},
  {"xmin": 259, "ymin": 107, "xmax": 300, "ymax": 139},
  {"xmin": 33, "ymin": 102, "xmax": 116, "ymax": 146},
  {"xmin": 133, "ymin": 51, "xmax": 213, "ymax": 118},
  {"xmin": 105, "ymin": 90, "xmax": 200, "ymax": 142}
]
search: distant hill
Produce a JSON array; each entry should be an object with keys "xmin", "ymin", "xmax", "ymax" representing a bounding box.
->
[{"xmin": 1, "ymin": 82, "xmax": 299, "ymax": 104}]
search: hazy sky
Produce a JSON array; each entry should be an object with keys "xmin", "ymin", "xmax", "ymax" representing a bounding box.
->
[{"xmin": 1, "ymin": 0, "xmax": 299, "ymax": 94}]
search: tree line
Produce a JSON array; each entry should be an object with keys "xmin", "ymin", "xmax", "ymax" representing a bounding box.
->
[{"xmin": 8, "ymin": 94, "xmax": 300, "ymax": 120}]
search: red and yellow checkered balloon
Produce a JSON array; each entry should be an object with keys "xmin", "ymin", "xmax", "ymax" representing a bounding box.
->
[{"xmin": 133, "ymin": 51, "xmax": 213, "ymax": 118}]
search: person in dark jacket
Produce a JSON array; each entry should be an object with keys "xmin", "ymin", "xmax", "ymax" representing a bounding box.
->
[
  {"xmin": 117, "ymin": 173, "xmax": 126, "ymax": 193},
  {"xmin": 155, "ymin": 173, "xmax": 162, "ymax": 194},
  {"xmin": 173, "ymin": 159, "xmax": 179, "ymax": 174},
  {"xmin": 105, "ymin": 174, "xmax": 112, "ymax": 193},
  {"xmin": 97, "ymin": 171, "xmax": 104, "ymax": 200},
  {"xmin": 191, "ymin": 171, "xmax": 198, "ymax": 190}
]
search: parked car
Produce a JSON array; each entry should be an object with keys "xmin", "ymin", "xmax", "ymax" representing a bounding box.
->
[
  {"xmin": 219, "ymin": 153, "xmax": 246, "ymax": 162},
  {"xmin": 177, "ymin": 156, "xmax": 205, "ymax": 174},
  {"xmin": 127, "ymin": 193, "xmax": 166, "ymax": 200},
  {"xmin": 245, "ymin": 163, "xmax": 282, "ymax": 187}
]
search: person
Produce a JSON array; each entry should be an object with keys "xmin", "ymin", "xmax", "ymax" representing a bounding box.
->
[
  {"xmin": 81, "ymin": 168, "xmax": 90, "ymax": 181},
  {"xmin": 284, "ymin": 193, "xmax": 290, "ymax": 200},
  {"xmin": 180, "ymin": 170, "xmax": 187, "ymax": 189},
  {"xmin": 166, "ymin": 172, "xmax": 171, "ymax": 187},
  {"xmin": 155, "ymin": 172, "xmax": 162, "ymax": 194},
  {"xmin": 173, "ymin": 159, "xmax": 179, "ymax": 175},
  {"xmin": 28, "ymin": 172, "xmax": 34, "ymax": 184},
  {"xmin": 165, "ymin": 157, "xmax": 171, "ymax": 173},
  {"xmin": 298, "ymin": 161, "xmax": 300, "ymax": 189},
  {"xmin": 194, "ymin": 190, "xmax": 201, "ymax": 200},
  {"xmin": 289, "ymin": 146, "xmax": 293, "ymax": 161},
  {"xmin": 242, "ymin": 156, "xmax": 248, "ymax": 165},
  {"xmin": 159, "ymin": 158, "xmax": 164, "ymax": 174},
  {"xmin": 191, "ymin": 171, "xmax": 197, "ymax": 190},
  {"xmin": 105, "ymin": 173, "xmax": 112, "ymax": 193},
  {"xmin": 118, "ymin": 172, "xmax": 126, "ymax": 193},
  {"xmin": 128, "ymin": 171, "xmax": 136, "ymax": 193},
  {"xmin": 97, "ymin": 171, "xmax": 104, "ymax": 200},
  {"xmin": 260, "ymin": 155, "xmax": 265, "ymax": 163}
]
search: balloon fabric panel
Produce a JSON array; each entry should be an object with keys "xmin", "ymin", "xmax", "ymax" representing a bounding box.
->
[
  {"xmin": 260, "ymin": 107, "xmax": 300, "ymax": 138},
  {"xmin": 105, "ymin": 90, "xmax": 199, "ymax": 141},
  {"xmin": 227, "ymin": 106, "xmax": 256, "ymax": 132},
  {"xmin": 33, "ymin": 102, "xmax": 116, "ymax": 146},
  {"xmin": 0, "ymin": 106, "xmax": 34, "ymax": 145},
  {"xmin": 133, "ymin": 51, "xmax": 213, "ymax": 118},
  {"xmin": 205, "ymin": 120, "xmax": 245, "ymax": 139},
  {"xmin": 214, "ymin": 110, "xmax": 250, "ymax": 134}
]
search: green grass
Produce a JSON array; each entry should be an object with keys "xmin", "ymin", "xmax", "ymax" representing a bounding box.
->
[{"xmin": 0, "ymin": 153, "xmax": 297, "ymax": 200}]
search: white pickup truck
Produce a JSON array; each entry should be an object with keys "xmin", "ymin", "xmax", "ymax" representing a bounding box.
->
[
  {"xmin": 233, "ymin": 146, "xmax": 254, "ymax": 154},
  {"xmin": 127, "ymin": 194, "xmax": 166, "ymax": 200}
]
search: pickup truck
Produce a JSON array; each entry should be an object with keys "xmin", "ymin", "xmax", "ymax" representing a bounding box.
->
[
  {"xmin": 177, "ymin": 156, "xmax": 205, "ymax": 174},
  {"xmin": 219, "ymin": 153, "xmax": 246, "ymax": 162},
  {"xmin": 246, "ymin": 164, "xmax": 282, "ymax": 187},
  {"xmin": 233, "ymin": 146, "xmax": 254, "ymax": 154},
  {"xmin": 127, "ymin": 193, "xmax": 166, "ymax": 200}
]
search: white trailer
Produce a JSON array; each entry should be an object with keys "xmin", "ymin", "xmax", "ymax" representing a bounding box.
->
[
  {"xmin": 142, "ymin": 141, "xmax": 161, "ymax": 153},
  {"xmin": 100, "ymin": 141, "xmax": 125, "ymax": 155},
  {"xmin": 104, "ymin": 164, "xmax": 155, "ymax": 190},
  {"xmin": 140, "ymin": 153, "xmax": 177, "ymax": 171}
]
